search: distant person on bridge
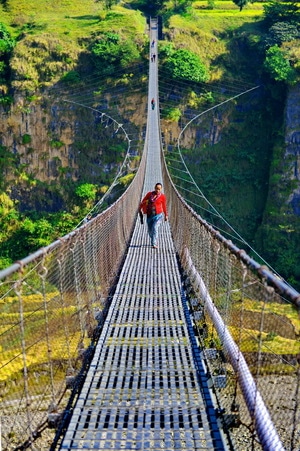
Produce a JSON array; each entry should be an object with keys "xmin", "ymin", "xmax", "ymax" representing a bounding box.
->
[
  {"xmin": 139, "ymin": 183, "xmax": 168, "ymax": 249},
  {"xmin": 151, "ymin": 98, "xmax": 155, "ymax": 109}
]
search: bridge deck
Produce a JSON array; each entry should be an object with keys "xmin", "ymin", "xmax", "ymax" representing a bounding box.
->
[
  {"xmin": 60, "ymin": 19, "xmax": 226, "ymax": 451},
  {"xmin": 61, "ymin": 222, "xmax": 224, "ymax": 450}
]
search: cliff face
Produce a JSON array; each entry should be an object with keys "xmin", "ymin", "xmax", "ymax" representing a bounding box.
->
[
  {"xmin": 0, "ymin": 91, "xmax": 146, "ymax": 183},
  {"xmin": 0, "ymin": 88, "xmax": 147, "ymax": 215},
  {"xmin": 253, "ymin": 83, "xmax": 300, "ymax": 288},
  {"xmin": 285, "ymin": 83, "xmax": 300, "ymax": 216},
  {"xmin": 0, "ymin": 98, "xmax": 75, "ymax": 182},
  {"xmin": 160, "ymin": 85, "xmax": 300, "ymax": 288}
]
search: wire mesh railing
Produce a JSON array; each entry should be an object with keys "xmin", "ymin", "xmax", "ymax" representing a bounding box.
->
[
  {"xmin": 0, "ymin": 143, "xmax": 147, "ymax": 450},
  {"xmin": 162, "ymin": 158, "xmax": 300, "ymax": 450}
]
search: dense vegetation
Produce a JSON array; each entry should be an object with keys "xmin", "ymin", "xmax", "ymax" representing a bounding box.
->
[{"xmin": 0, "ymin": 0, "xmax": 300, "ymax": 288}]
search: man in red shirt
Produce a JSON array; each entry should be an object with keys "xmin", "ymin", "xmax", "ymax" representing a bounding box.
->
[{"xmin": 139, "ymin": 183, "xmax": 168, "ymax": 249}]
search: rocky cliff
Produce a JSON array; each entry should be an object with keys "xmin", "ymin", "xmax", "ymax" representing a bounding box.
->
[
  {"xmin": 0, "ymin": 89, "xmax": 146, "ymax": 184},
  {"xmin": 285, "ymin": 83, "xmax": 300, "ymax": 216},
  {"xmin": 0, "ymin": 96, "xmax": 76, "ymax": 182}
]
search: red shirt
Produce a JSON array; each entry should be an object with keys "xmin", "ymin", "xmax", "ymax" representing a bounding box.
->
[{"xmin": 140, "ymin": 191, "xmax": 168, "ymax": 217}]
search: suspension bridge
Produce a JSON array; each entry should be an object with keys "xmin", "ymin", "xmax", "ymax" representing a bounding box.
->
[{"xmin": 0, "ymin": 18, "xmax": 300, "ymax": 451}]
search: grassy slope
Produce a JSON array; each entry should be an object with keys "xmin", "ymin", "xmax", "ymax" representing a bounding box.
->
[
  {"xmin": 1, "ymin": 0, "xmax": 147, "ymax": 90},
  {"xmin": 167, "ymin": 1, "xmax": 264, "ymax": 80},
  {"xmin": 1, "ymin": 0, "xmax": 144, "ymax": 38}
]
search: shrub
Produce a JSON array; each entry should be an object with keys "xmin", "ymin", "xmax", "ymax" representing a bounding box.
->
[
  {"xmin": 75, "ymin": 183, "xmax": 97, "ymax": 201},
  {"xmin": 90, "ymin": 32, "xmax": 140, "ymax": 76},
  {"xmin": 163, "ymin": 48, "xmax": 209, "ymax": 83},
  {"xmin": 264, "ymin": 22, "xmax": 300, "ymax": 48},
  {"xmin": 263, "ymin": 0, "xmax": 300, "ymax": 27},
  {"xmin": 61, "ymin": 70, "xmax": 81, "ymax": 84},
  {"xmin": 22, "ymin": 134, "xmax": 31, "ymax": 144},
  {"xmin": 0, "ymin": 22, "xmax": 15, "ymax": 85},
  {"xmin": 264, "ymin": 45, "xmax": 295, "ymax": 82},
  {"xmin": 10, "ymin": 34, "xmax": 79, "ymax": 91},
  {"xmin": 161, "ymin": 107, "xmax": 181, "ymax": 121}
]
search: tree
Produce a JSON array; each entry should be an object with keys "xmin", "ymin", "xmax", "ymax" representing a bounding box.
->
[
  {"xmin": 232, "ymin": 0, "xmax": 250, "ymax": 12},
  {"xmin": 264, "ymin": 21, "xmax": 299, "ymax": 48},
  {"xmin": 0, "ymin": 191, "xmax": 18, "ymax": 242},
  {"xmin": 0, "ymin": 145, "xmax": 16, "ymax": 188},
  {"xmin": 1, "ymin": 217, "xmax": 54, "ymax": 259},
  {"xmin": 173, "ymin": 0, "xmax": 192, "ymax": 13},
  {"xmin": 138, "ymin": 0, "xmax": 166, "ymax": 15},
  {"xmin": 0, "ymin": 23, "xmax": 15, "ymax": 84},
  {"xmin": 94, "ymin": 0, "xmax": 119, "ymax": 9},
  {"xmin": 263, "ymin": 0, "xmax": 300, "ymax": 27},
  {"xmin": 90, "ymin": 32, "xmax": 140, "ymax": 76},
  {"xmin": 264, "ymin": 45, "xmax": 295, "ymax": 82},
  {"xmin": 164, "ymin": 49, "xmax": 209, "ymax": 83},
  {"xmin": 75, "ymin": 183, "xmax": 97, "ymax": 202},
  {"xmin": 161, "ymin": 107, "xmax": 181, "ymax": 122}
]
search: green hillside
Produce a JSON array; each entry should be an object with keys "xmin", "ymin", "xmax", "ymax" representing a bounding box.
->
[
  {"xmin": 1, "ymin": 0, "xmax": 146, "ymax": 39},
  {"xmin": 0, "ymin": 0, "xmax": 300, "ymax": 288}
]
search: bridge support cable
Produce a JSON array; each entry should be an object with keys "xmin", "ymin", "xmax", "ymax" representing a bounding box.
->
[
  {"xmin": 61, "ymin": 101, "xmax": 136, "ymax": 229},
  {"xmin": 161, "ymin": 153, "xmax": 300, "ymax": 450},
  {"xmin": 182, "ymin": 248, "xmax": 285, "ymax": 451}
]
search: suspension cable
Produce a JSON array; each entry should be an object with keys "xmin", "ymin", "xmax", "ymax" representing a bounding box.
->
[
  {"xmin": 173, "ymin": 85, "xmax": 296, "ymax": 286},
  {"xmin": 63, "ymin": 100, "xmax": 137, "ymax": 228}
]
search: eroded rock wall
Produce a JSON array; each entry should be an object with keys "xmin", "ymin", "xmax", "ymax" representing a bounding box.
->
[
  {"xmin": 285, "ymin": 83, "xmax": 300, "ymax": 216},
  {"xmin": 0, "ymin": 96, "xmax": 76, "ymax": 182}
]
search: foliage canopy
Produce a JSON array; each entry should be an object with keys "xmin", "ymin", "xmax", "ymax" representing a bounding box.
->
[
  {"xmin": 263, "ymin": 0, "xmax": 300, "ymax": 27},
  {"xmin": 164, "ymin": 48, "xmax": 209, "ymax": 83},
  {"xmin": 90, "ymin": 32, "xmax": 141, "ymax": 76},
  {"xmin": 264, "ymin": 45, "xmax": 295, "ymax": 82},
  {"xmin": 264, "ymin": 22, "xmax": 300, "ymax": 48},
  {"xmin": 232, "ymin": 0, "xmax": 251, "ymax": 12},
  {"xmin": 0, "ymin": 23, "xmax": 15, "ymax": 84}
]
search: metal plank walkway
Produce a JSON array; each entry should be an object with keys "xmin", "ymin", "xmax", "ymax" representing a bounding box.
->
[{"xmin": 60, "ymin": 19, "xmax": 226, "ymax": 451}]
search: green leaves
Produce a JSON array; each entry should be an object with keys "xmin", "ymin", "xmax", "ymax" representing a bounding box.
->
[
  {"xmin": 161, "ymin": 107, "xmax": 181, "ymax": 122},
  {"xmin": 91, "ymin": 32, "xmax": 140, "ymax": 76},
  {"xmin": 264, "ymin": 45, "xmax": 295, "ymax": 82},
  {"xmin": 0, "ymin": 23, "xmax": 15, "ymax": 53},
  {"xmin": 265, "ymin": 22, "xmax": 299, "ymax": 48},
  {"xmin": 232, "ymin": 0, "xmax": 250, "ymax": 12},
  {"xmin": 263, "ymin": 0, "xmax": 300, "ymax": 27},
  {"xmin": 164, "ymin": 48, "xmax": 209, "ymax": 83},
  {"xmin": 0, "ymin": 23, "xmax": 15, "ymax": 83},
  {"xmin": 261, "ymin": 1, "xmax": 300, "ymax": 84},
  {"xmin": 75, "ymin": 183, "xmax": 97, "ymax": 201}
]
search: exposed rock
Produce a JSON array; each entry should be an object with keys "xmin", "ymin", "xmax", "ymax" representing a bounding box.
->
[{"xmin": 285, "ymin": 83, "xmax": 300, "ymax": 216}]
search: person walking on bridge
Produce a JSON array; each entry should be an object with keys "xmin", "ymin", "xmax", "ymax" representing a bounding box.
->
[{"xmin": 139, "ymin": 183, "xmax": 168, "ymax": 249}]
